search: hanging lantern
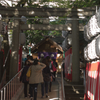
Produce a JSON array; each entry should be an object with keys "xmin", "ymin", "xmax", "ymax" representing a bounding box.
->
[
  {"xmin": 67, "ymin": 34, "xmax": 72, "ymax": 45},
  {"xmin": 21, "ymin": 16, "xmax": 27, "ymax": 24},
  {"xmin": 62, "ymin": 31, "xmax": 68, "ymax": 38},
  {"xmin": 84, "ymin": 25, "xmax": 91, "ymax": 41},
  {"xmin": 19, "ymin": 33, "xmax": 26, "ymax": 45},
  {"xmin": 84, "ymin": 35, "xmax": 100, "ymax": 61},
  {"xmin": 62, "ymin": 37, "xmax": 68, "ymax": 50},
  {"xmin": 95, "ymin": 34, "xmax": 100, "ymax": 57},
  {"xmin": 87, "ymin": 15, "xmax": 100, "ymax": 40},
  {"xmin": 84, "ymin": 46, "xmax": 90, "ymax": 61},
  {"xmin": 87, "ymin": 39, "xmax": 98, "ymax": 60}
]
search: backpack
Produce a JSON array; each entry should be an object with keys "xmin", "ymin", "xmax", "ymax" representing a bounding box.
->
[{"xmin": 51, "ymin": 61, "xmax": 57, "ymax": 72}]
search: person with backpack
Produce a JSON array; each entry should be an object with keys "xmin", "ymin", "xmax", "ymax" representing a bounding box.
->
[
  {"xmin": 51, "ymin": 59, "xmax": 58, "ymax": 81},
  {"xmin": 20, "ymin": 59, "xmax": 31, "ymax": 98},
  {"xmin": 26, "ymin": 59, "xmax": 46, "ymax": 100}
]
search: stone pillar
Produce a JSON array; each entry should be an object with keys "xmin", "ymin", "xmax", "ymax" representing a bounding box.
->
[
  {"xmin": 10, "ymin": 18, "xmax": 20, "ymax": 79},
  {"xmin": 72, "ymin": 8, "xmax": 80, "ymax": 83}
]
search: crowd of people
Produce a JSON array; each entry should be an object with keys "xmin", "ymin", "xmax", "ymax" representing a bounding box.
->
[{"xmin": 20, "ymin": 54, "xmax": 58, "ymax": 100}]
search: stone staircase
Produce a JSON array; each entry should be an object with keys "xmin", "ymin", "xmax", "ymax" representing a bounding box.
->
[{"xmin": 64, "ymin": 84, "xmax": 84, "ymax": 100}]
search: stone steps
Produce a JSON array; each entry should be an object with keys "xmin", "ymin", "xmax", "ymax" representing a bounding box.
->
[{"xmin": 64, "ymin": 85, "xmax": 84, "ymax": 100}]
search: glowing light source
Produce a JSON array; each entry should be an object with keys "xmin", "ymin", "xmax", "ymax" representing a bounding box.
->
[
  {"xmin": 59, "ymin": 65, "xmax": 61, "ymax": 69},
  {"xmin": 57, "ymin": 54, "xmax": 60, "ymax": 57}
]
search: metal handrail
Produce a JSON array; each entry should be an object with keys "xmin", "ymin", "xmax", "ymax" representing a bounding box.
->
[{"xmin": 0, "ymin": 69, "xmax": 23, "ymax": 100}]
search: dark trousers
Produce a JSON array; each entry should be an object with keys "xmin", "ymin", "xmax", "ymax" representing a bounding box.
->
[
  {"xmin": 24, "ymin": 82, "xmax": 28, "ymax": 97},
  {"xmin": 29, "ymin": 84, "xmax": 31, "ymax": 95},
  {"xmin": 30, "ymin": 84, "xmax": 38, "ymax": 100},
  {"xmin": 53, "ymin": 71, "xmax": 56, "ymax": 81},
  {"xmin": 41, "ymin": 81, "xmax": 48, "ymax": 96},
  {"xmin": 49, "ymin": 81, "xmax": 52, "ymax": 91}
]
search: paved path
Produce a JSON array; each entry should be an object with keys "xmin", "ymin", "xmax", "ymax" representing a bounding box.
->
[{"xmin": 19, "ymin": 74, "xmax": 61, "ymax": 100}]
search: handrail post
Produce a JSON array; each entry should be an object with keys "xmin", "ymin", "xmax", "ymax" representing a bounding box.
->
[
  {"xmin": 61, "ymin": 66, "xmax": 65, "ymax": 100},
  {"xmin": 1, "ymin": 90, "xmax": 3, "ymax": 100},
  {"xmin": 4, "ymin": 87, "xmax": 6, "ymax": 100}
]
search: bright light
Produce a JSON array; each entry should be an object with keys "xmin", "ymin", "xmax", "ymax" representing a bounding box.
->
[
  {"xmin": 67, "ymin": 26, "xmax": 71, "ymax": 31},
  {"xmin": 49, "ymin": 97, "xmax": 59, "ymax": 100},
  {"xmin": 59, "ymin": 65, "xmax": 61, "ymax": 69},
  {"xmin": 0, "ymin": 14, "xmax": 2, "ymax": 20},
  {"xmin": 57, "ymin": 54, "xmax": 60, "ymax": 57}
]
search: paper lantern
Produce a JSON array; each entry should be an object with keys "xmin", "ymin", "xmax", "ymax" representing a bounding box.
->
[
  {"xmin": 95, "ymin": 35, "xmax": 100, "ymax": 57},
  {"xmin": 84, "ymin": 25, "xmax": 91, "ymax": 41},
  {"xmin": 87, "ymin": 39, "xmax": 98, "ymax": 60},
  {"xmin": 62, "ymin": 31, "xmax": 68, "ymax": 38},
  {"xmin": 19, "ymin": 33, "xmax": 26, "ymax": 45},
  {"xmin": 84, "ymin": 35, "xmax": 100, "ymax": 61},
  {"xmin": 62, "ymin": 37, "xmax": 67, "ymax": 50},
  {"xmin": 67, "ymin": 34, "xmax": 72, "ymax": 45},
  {"xmin": 84, "ymin": 46, "xmax": 90, "ymax": 61},
  {"xmin": 21, "ymin": 16, "xmax": 27, "ymax": 24},
  {"xmin": 87, "ymin": 15, "xmax": 100, "ymax": 39}
]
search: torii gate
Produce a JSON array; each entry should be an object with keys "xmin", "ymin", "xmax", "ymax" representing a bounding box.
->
[{"xmin": 0, "ymin": 6, "xmax": 97, "ymax": 83}]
